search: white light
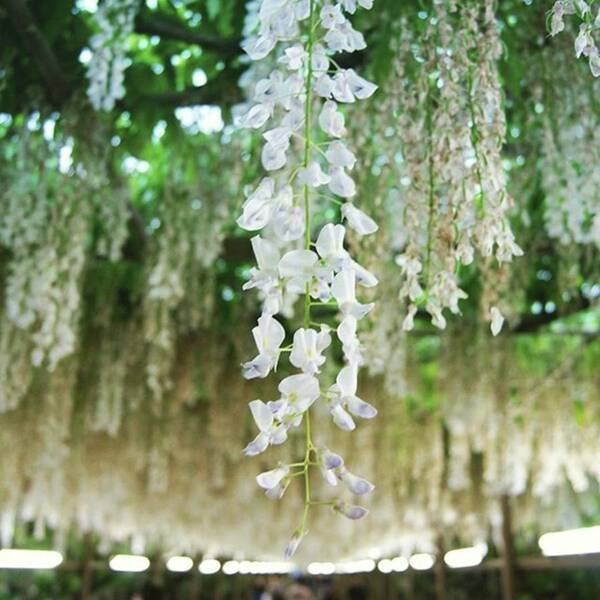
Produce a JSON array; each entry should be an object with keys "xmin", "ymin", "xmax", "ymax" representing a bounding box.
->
[
  {"xmin": 307, "ymin": 562, "xmax": 335, "ymax": 575},
  {"xmin": 222, "ymin": 560, "xmax": 240, "ymax": 575},
  {"xmin": 409, "ymin": 553, "xmax": 435, "ymax": 570},
  {"xmin": 174, "ymin": 106, "xmax": 224, "ymax": 135},
  {"xmin": 390, "ymin": 556, "xmax": 409, "ymax": 572},
  {"xmin": 198, "ymin": 559, "xmax": 221, "ymax": 574},
  {"xmin": 307, "ymin": 562, "xmax": 321, "ymax": 575},
  {"xmin": 223, "ymin": 559, "xmax": 293, "ymax": 575},
  {"xmin": 253, "ymin": 561, "xmax": 293, "ymax": 574},
  {"xmin": 166, "ymin": 556, "xmax": 193, "ymax": 573},
  {"xmin": 109, "ymin": 554, "xmax": 150, "ymax": 573},
  {"xmin": 444, "ymin": 544, "xmax": 487, "ymax": 569},
  {"xmin": 238, "ymin": 560, "xmax": 251, "ymax": 574},
  {"xmin": 76, "ymin": 0, "xmax": 98, "ymax": 12},
  {"xmin": 335, "ymin": 559, "xmax": 375, "ymax": 574},
  {"xmin": 539, "ymin": 526, "xmax": 600, "ymax": 557},
  {"xmin": 78, "ymin": 48, "xmax": 93, "ymax": 65},
  {"xmin": 0, "ymin": 549, "xmax": 63, "ymax": 570},
  {"xmin": 192, "ymin": 69, "xmax": 208, "ymax": 87},
  {"xmin": 377, "ymin": 559, "xmax": 393, "ymax": 574},
  {"xmin": 319, "ymin": 562, "xmax": 335, "ymax": 575}
]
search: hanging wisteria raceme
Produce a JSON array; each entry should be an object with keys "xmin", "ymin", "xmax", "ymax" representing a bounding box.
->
[
  {"xmin": 0, "ymin": 132, "xmax": 91, "ymax": 374},
  {"xmin": 381, "ymin": 0, "xmax": 521, "ymax": 335},
  {"xmin": 237, "ymin": 0, "xmax": 379, "ymax": 557},
  {"xmin": 143, "ymin": 177, "xmax": 230, "ymax": 413},
  {"xmin": 549, "ymin": 0, "xmax": 600, "ymax": 77},
  {"xmin": 538, "ymin": 53, "xmax": 600, "ymax": 249},
  {"xmin": 86, "ymin": 0, "xmax": 138, "ymax": 111},
  {"xmin": 0, "ymin": 309, "xmax": 598, "ymax": 560}
]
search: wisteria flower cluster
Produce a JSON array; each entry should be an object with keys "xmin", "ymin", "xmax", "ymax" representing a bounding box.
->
[
  {"xmin": 86, "ymin": 0, "xmax": 138, "ymax": 111},
  {"xmin": 549, "ymin": 0, "xmax": 600, "ymax": 76},
  {"xmin": 237, "ymin": 0, "xmax": 378, "ymax": 557},
  {"xmin": 380, "ymin": 0, "xmax": 521, "ymax": 337}
]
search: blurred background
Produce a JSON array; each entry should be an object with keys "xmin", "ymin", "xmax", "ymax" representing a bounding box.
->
[{"xmin": 1, "ymin": 0, "xmax": 600, "ymax": 597}]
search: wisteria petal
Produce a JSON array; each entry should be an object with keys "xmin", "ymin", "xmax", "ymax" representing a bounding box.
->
[
  {"xmin": 243, "ymin": 431, "xmax": 270, "ymax": 456},
  {"xmin": 336, "ymin": 364, "xmax": 357, "ymax": 396},
  {"xmin": 321, "ymin": 448, "xmax": 344, "ymax": 470},
  {"xmin": 338, "ymin": 467, "xmax": 375, "ymax": 495},
  {"xmin": 249, "ymin": 399, "xmax": 274, "ymax": 432},
  {"xmin": 330, "ymin": 403, "xmax": 356, "ymax": 431},
  {"xmin": 329, "ymin": 167, "xmax": 356, "ymax": 198},
  {"xmin": 256, "ymin": 465, "xmax": 289, "ymax": 490},
  {"xmin": 346, "ymin": 395, "xmax": 378, "ymax": 419},
  {"xmin": 278, "ymin": 249, "xmax": 318, "ymax": 279},
  {"xmin": 334, "ymin": 501, "xmax": 368, "ymax": 520},
  {"xmin": 341, "ymin": 202, "xmax": 378, "ymax": 234}
]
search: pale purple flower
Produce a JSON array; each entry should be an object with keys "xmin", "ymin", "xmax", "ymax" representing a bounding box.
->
[
  {"xmin": 257, "ymin": 465, "xmax": 290, "ymax": 499},
  {"xmin": 243, "ymin": 400, "xmax": 288, "ymax": 456},
  {"xmin": 334, "ymin": 501, "xmax": 368, "ymax": 520},
  {"xmin": 319, "ymin": 101, "xmax": 346, "ymax": 138},
  {"xmin": 325, "ymin": 141, "xmax": 356, "ymax": 169},
  {"xmin": 242, "ymin": 314, "xmax": 286, "ymax": 379},
  {"xmin": 328, "ymin": 364, "xmax": 377, "ymax": 431},
  {"xmin": 328, "ymin": 167, "xmax": 356, "ymax": 198},
  {"xmin": 337, "ymin": 466, "xmax": 375, "ymax": 496},
  {"xmin": 284, "ymin": 530, "xmax": 305, "ymax": 559},
  {"xmin": 298, "ymin": 161, "xmax": 331, "ymax": 188},
  {"xmin": 289, "ymin": 327, "xmax": 331, "ymax": 374},
  {"xmin": 316, "ymin": 223, "xmax": 348, "ymax": 264},
  {"xmin": 237, "ymin": 178, "xmax": 276, "ymax": 231},
  {"xmin": 341, "ymin": 203, "xmax": 378, "ymax": 235},
  {"xmin": 490, "ymin": 306, "xmax": 504, "ymax": 336},
  {"xmin": 278, "ymin": 373, "xmax": 320, "ymax": 412}
]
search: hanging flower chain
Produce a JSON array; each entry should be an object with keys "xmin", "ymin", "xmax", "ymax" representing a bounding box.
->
[
  {"xmin": 237, "ymin": 0, "xmax": 378, "ymax": 557},
  {"xmin": 86, "ymin": 0, "xmax": 138, "ymax": 111},
  {"xmin": 549, "ymin": 1, "xmax": 600, "ymax": 76}
]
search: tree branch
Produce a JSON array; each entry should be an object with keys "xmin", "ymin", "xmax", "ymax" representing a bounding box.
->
[
  {"xmin": 135, "ymin": 13, "xmax": 241, "ymax": 55},
  {"xmin": 2, "ymin": 0, "xmax": 71, "ymax": 107}
]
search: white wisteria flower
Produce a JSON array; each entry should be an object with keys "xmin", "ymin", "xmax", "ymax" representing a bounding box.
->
[
  {"xmin": 337, "ymin": 466, "xmax": 375, "ymax": 495},
  {"xmin": 334, "ymin": 501, "xmax": 368, "ymax": 520},
  {"xmin": 278, "ymin": 249, "xmax": 319, "ymax": 294},
  {"xmin": 289, "ymin": 327, "xmax": 332, "ymax": 374},
  {"xmin": 331, "ymin": 268, "xmax": 374, "ymax": 319},
  {"xmin": 278, "ymin": 373, "xmax": 320, "ymax": 413},
  {"xmin": 242, "ymin": 314, "xmax": 286, "ymax": 379},
  {"xmin": 237, "ymin": 0, "xmax": 378, "ymax": 556},
  {"xmin": 319, "ymin": 101, "xmax": 347, "ymax": 137},
  {"xmin": 490, "ymin": 306, "xmax": 505, "ymax": 336},
  {"xmin": 337, "ymin": 314, "xmax": 363, "ymax": 365},
  {"xmin": 237, "ymin": 178, "xmax": 277, "ymax": 230},
  {"xmin": 328, "ymin": 364, "xmax": 377, "ymax": 431},
  {"xmin": 325, "ymin": 141, "xmax": 357, "ymax": 169},
  {"xmin": 243, "ymin": 400, "xmax": 288, "ymax": 456},
  {"xmin": 316, "ymin": 223, "xmax": 348, "ymax": 265},
  {"xmin": 549, "ymin": 0, "xmax": 600, "ymax": 76},
  {"xmin": 329, "ymin": 167, "xmax": 356, "ymax": 197},
  {"xmin": 256, "ymin": 465, "xmax": 290, "ymax": 500},
  {"xmin": 298, "ymin": 161, "xmax": 331, "ymax": 187},
  {"xmin": 341, "ymin": 202, "xmax": 378, "ymax": 235}
]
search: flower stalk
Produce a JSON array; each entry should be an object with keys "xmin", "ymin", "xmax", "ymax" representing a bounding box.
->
[{"xmin": 237, "ymin": 0, "xmax": 379, "ymax": 557}]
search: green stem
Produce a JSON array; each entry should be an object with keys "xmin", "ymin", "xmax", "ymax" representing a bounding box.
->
[
  {"xmin": 299, "ymin": 0, "xmax": 316, "ymax": 539},
  {"xmin": 423, "ymin": 85, "xmax": 436, "ymax": 291},
  {"xmin": 467, "ymin": 67, "xmax": 486, "ymax": 218}
]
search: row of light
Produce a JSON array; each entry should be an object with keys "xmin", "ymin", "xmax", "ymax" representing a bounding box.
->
[
  {"xmin": 0, "ymin": 527, "xmax": 598, "ymax": 572},
  {"xmin": 376, "ymin": 546, "xmax": 488, "ymax": 573}
]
